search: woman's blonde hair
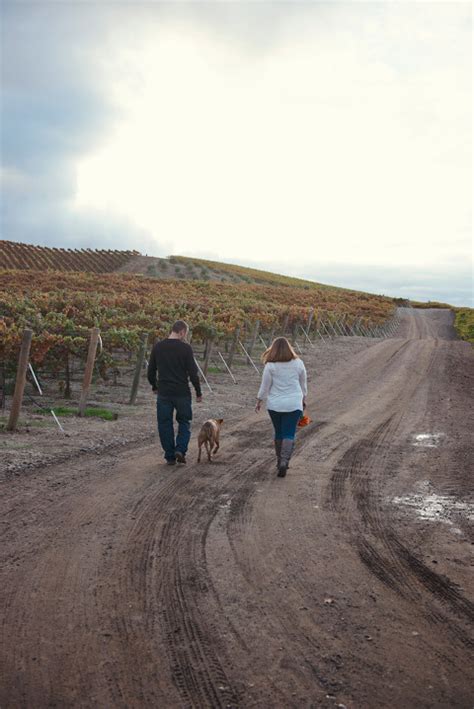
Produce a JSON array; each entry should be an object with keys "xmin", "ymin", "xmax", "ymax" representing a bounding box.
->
[{"xmin": 261, "ymin": 337, "xmax": 299, "ymax": 364}]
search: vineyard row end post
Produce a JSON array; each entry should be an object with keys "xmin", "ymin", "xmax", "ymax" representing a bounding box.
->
[
  {"xmin": 203, "ymin": 337, "xmax": 214, "ymax": 376},
  {"xmin": 6, "ymin": 328, "xmax": 33, "ymax": 432},
  {"xmin": 78, "ymin": 327, "xmax": 100, "ymax": 417},
  {"xmin": 227, "ymin": 327, "xmax": 240, "ymax": 369},
  {"xmin": 129, "ymin": 333, "xmax": 148, "ymax": 405},
  {"xmin": 246, "ymin": 320, "xmax": 260, "ymax": 364},
  {"xmin": 291, "ymin": 320, "xmax": 299, "ymax": 347}
]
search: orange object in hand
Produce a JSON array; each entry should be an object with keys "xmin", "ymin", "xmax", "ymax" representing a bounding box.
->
[{"xmin": 298, "ymin": 414, "xmax": 312, "ymax": 427}]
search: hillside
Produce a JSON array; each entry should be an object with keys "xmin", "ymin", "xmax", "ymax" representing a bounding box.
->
[
  {"xmin": 118, "ymin": 254, "xmax": 353, "ymax": 292},
  {"xmin": 0, "ymin": 240, "xmax": 373, "ymax": 294}
]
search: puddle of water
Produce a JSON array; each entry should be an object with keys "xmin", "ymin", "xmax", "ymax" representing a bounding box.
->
[
  {"xmin": 412, "ymin": 433, "xmax": 445, "ymax": 448},
  {"xmin": 392, "ymin": 481, "xmax": 474, "ymax": 527}
]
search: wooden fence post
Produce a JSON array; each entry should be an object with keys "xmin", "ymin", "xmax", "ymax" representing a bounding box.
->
[
  {"xmin": 7, "ymin": 329, "xmax": 33, "ymax": 432},
  {"xmin": 129, "ymin": 334, "xmax": 148, "ymax": 405},
  {"xmin": 203, "ymin": 338, "xmax": 214, "ymax": 376},
  {"xmin": 281, "ymin": 313, "xmax": 290, "ymax": 336},
  {"xmin": 227, "ymin": 327, "xmax": 240, "ymax": 368},
  {"xmin": 78, "ymin": 327, "xmax": 100, "ymax": 417},
  {"xmin": 291, "ymin": 320, "xmax": 299, "ymax": 345},
  {"xmin": 246, "ymin": 320, "xmax": 260, "ymax": 364},
  {"xmin": 306, "ymin": 308, "xmax": 314, "ymax": 332}
]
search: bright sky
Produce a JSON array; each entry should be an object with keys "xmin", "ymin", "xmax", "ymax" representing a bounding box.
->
[
  {"xmin": 2, "ymin": 2, "xmax": 473, "ymax": 304},
  {"xmin": 75, "ymin": 4, "xmax": 472, "ymax": 272}
]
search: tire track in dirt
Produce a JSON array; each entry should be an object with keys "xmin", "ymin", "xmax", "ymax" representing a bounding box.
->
[
  {"xmin": 1, "ymin": 461, "xmax": 174, "ymax": 708},
  {"xmin": 3, "ymin": 309, "xmax": 471, "ymax": 708},
  {"xmin": 143, "ymin": 419, "xmax": 328, "ymax": 706},
  {"xmin": 220, "ymin": 319, "xmax": 473, "ymax": 702},
  {"xmin": 219, "ymin": 421, "xmax": 349, "ymax": 699},
  {"xmin": 327, "ymin": 343, "xmax": 474, "ymax": 651},
  {"xmin": 120, "ymin": 422, "xmax": 280, "ymax": 708},
  {"xmin": 225, "ymin": 421, "xmax": 327, "ymax": 584},
  {"xmin": 122, "ymin": 472, "xmax": 240, "ymax": 707}
]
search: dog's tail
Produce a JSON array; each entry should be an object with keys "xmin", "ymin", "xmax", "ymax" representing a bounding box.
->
[{"xmin": 202, "ymin": 421, "xmax": 215, "ymax": 436}]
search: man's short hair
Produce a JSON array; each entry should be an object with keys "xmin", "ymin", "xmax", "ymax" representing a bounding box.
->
[{"xmin": 171, "ymin": 320, "xmax": 189, "ymax": 334}]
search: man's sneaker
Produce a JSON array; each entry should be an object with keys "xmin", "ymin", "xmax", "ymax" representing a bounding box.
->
[
  {"xmin": 166, "ymin": 459, "xmax": 176, "ymax": 466},
  {"xmin": 175, "ymin": 452, "xmax": 187, "ymax": 464}
]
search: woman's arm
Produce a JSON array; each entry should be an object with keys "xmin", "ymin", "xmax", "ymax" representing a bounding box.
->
[
  {"xmin": 299, "ymin": 361, "xmax": 308, "ymax": 407},
  {"xmin": 256, "ymin": 364, "xmax": 272, "ymax": 411}
]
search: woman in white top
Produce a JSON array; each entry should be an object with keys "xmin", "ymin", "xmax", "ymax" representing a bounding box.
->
[{"xmin": 255, "ymin": 337, "xmax": 307, "ymax": 477}]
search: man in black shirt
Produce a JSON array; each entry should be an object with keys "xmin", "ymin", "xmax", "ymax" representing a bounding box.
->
[{"xmin": 147, "ymin": 320, "xmax": 202, "ymax": 465}]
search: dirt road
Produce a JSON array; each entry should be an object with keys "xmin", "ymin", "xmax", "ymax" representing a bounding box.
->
[{"xmin": 1, "ymin": 309, "xmax": 473, "ymax": 708}]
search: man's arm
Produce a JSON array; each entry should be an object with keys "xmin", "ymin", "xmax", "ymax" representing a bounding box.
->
[
  {"xmin": 147, "ymin": 343, "xmax": 158, "ymax": 390},
  {"xmin": 186, "ymin": 346, "xmax": 202, "ymax": 398}
]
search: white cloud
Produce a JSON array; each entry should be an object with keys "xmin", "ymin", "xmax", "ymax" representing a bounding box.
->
[{"xmin": 74, "ymin": 3, "xmax": 471, "ymax": 278}]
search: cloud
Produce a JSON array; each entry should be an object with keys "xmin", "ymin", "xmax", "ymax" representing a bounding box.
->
[
  {"xmin": 0, "ymin": 2, "xmax": 161, "ymax": 250},
  {"xmin": 1, "ymin": 2, "xmax": 471, "ymax": 304}
]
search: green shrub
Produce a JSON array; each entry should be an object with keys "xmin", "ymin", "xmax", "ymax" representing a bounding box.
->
[{"xmin": 454, "ymin": 308, "xmax": 474, "ymax": 344}]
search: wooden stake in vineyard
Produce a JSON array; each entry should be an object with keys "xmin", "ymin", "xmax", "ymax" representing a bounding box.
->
[
  {"xmin": 203, "ymin": 337, "xmax": 214, "ymax": 376},
  {"xmin": 291, "ymin": 320, "xmax": 299, "ymax": 346},
  {"xmin": 268, "ymin": 325, "xmax": 276, "ymax": 346},
  {"xmin": 246, "ymin": 320, "xmax": 260, "ymax": 364},
  {"xmin": 78, "ymin": 327, "xmax": 100, "ymax": 417},
  {"xmin": 7, "ymin": 329, "xmax": 33, "ymax": 432},
  {"xmin": 129, "ymin": 333, "xmax": 148, "ymax": 405},
  {"xmin": 227, "ymin": 327, "xmax": 240, "ymax": 369}
]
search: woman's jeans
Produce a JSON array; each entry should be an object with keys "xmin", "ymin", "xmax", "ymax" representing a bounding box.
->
[
  {"xmin": 157, "ymin": 395, "xmax": 192, "ymax": 461},
  {"xmin": 268, "ymin": 409, "xmax": 303, "ymax": 440}
]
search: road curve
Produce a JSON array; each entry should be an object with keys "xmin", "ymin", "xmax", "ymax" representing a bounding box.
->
[{"xmin": 1, "ymin": 308, "xmax": 473, "ymax": 708}]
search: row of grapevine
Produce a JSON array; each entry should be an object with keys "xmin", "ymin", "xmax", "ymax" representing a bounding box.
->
[
  {"xmin": 0, "ymin": 269, "xmax": 395, "ymax": 381},
  {"xmin": 0, "ymin": 241, "xmax": 139, "ymax": 273}
]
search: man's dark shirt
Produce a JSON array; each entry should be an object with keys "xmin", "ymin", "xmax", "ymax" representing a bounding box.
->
[{"xmin": 147, "ymin": 338, "xmax": 202, "ymax": 398}]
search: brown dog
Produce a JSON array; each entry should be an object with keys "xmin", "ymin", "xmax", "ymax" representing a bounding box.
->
[{"xmin": 197, "ymin": 418, "xmax": 224, "ymax": 462}]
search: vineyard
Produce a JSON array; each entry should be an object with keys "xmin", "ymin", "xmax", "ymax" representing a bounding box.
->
[
  {"xmin": 0, "ymin": 240, "xmax": 139, "ymax": 273},
  {"xmin": 0, "ymin": 265, "xmax": 396, "ymax": 420}
]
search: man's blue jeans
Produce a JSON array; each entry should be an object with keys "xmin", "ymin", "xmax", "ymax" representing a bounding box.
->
[
  {"xmin": 156, "ymin": 395, "xmax": 192, "ymax": 461},
  {"xmin": 268, "ymin": 409, "xmax": 303, "ymax": 440}
]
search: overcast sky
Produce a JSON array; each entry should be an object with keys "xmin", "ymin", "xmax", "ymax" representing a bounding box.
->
[{"xmin": 1, "ymin": 2, "xmax": 472, "ymax": 305}]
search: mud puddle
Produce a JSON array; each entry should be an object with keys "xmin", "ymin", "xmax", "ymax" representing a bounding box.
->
[
  {"xmin": 412, "ymin": 432, "xmax": 445, "ymax": 448},
  {"xmin": 392, "ymin": 481, "xmax": 474, "ymax": 532}
]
